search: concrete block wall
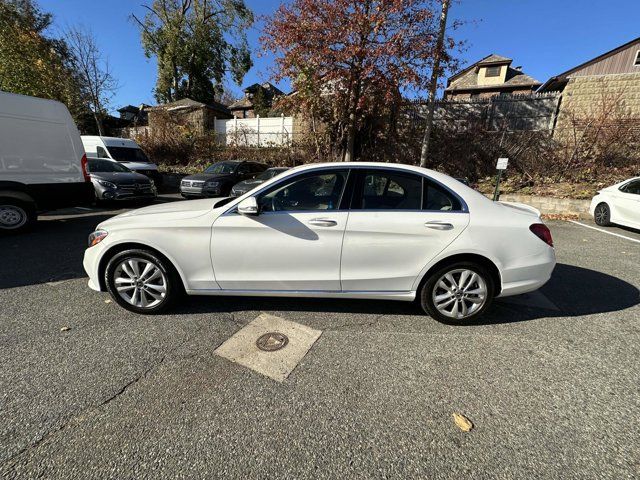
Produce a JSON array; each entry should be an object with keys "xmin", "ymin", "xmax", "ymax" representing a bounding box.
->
[
  {"xmin": 555, "ymin": 73, "xmax": 640, "ymax": 136},
  {"xmin": 492, "ymin": 194, "xmax": 591, "ymax": 219}
]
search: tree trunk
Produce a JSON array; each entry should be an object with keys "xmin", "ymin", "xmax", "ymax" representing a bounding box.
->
[
  {"xmin": 419, "ymin": 0, "xmax": 450, "ymax": 168},
  {"xmin": 93, "ymin": 111, "xmax": 104, "ymax": 136},
  {"xmin": 343, "ymin": 79, "xmax": 361, "ymax": 162}
]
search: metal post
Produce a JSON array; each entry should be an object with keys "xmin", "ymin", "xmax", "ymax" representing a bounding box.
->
[
  {"xmin": 493, "ymin": 169, "xmax": 503, "ymax": 201},
  {"xmin": 256, "ymin": 115, "xmax": 260, "ymax": 147}
]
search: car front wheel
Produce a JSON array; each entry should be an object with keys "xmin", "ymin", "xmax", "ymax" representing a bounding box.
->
[
  {"xmin": 419, "ymin": 262, "xmax": 494, "ymax": 324},
  {"xmin": 594, "ymin": 202, "xmax": 610, "ymax": 226},
  {"xmin": 105, "ymin": 249, "xmax": 181, "ymax": 314}
]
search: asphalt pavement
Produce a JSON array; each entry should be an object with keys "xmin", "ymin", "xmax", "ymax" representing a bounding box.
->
[{"xmin": 0, "ymin": 201, "xmax": 638, "ymax": 479}]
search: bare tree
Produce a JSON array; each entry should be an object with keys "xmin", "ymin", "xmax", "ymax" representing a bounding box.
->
[
  {"xmin": 419, "ymin": 0, "xmax": 450, "ymax": 167},
  {"xmin": 65, "ymin": 26, "xmax": 119, "ymax": 135}
]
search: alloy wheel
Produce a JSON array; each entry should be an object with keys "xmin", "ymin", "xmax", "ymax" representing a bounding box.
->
[
  {"xmin": 432, "ymin": 268, "xmax": 488, "ymax": 320},
  {"xmin": 0, "ymin": 205, "xmax": 27, "ymax": 230},
  {"xmin": 595, "ymin": 204, "xmax": 609, "ymax": 225},
  {"xmin": 113, "ymin": 257, "xmax": 167, "ymax": 308}
]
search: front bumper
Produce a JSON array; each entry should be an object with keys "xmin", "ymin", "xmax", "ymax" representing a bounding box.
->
[
  {"xmin": 97, "ymin": 187, "xmax": 157, "ymax": 201},
  {"xmin": 180, "ymin": 186, "xmax": 222, "ymax": 197},
  {"xmin": 83, "ymin": 242, "xmax": 105, "ymax": 291}
]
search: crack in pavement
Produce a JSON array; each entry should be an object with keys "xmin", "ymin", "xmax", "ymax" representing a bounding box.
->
[{"xmin": 0, "ymin": 319, "xmax": 208, "ymax": 472}]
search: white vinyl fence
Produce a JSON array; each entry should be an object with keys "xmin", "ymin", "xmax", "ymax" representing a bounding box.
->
[{"xmin": 215, "ymin": 115, "xmax": 293, "ymax": 147}]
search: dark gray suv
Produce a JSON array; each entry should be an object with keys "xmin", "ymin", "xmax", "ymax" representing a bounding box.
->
[{"xmin": 180, "ymin": 160, "xmax": 268, "ymax": 198}]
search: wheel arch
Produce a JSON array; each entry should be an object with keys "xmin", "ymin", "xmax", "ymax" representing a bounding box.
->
[
  {"xmin": 97, "ymin": 241, "xmax": 187, "ymax": 292},
  {"xmin": 415, "ymin": 253, "xmax": 502, "ymax": 296}
]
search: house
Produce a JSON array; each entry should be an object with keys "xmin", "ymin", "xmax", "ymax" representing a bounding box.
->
[
  {"xmin": 539, "ymin": 36, "xmax": 640, "ymax": 135},
  {"xmin": 116, "ymin": 104, "xmax": 152, "ymax": 126},
  {"xmin": 444, "ymin": 54, "xmax": 542, "ymax": 99},
  {"xmin": 148, "ymin": 98, "xmax": 232, "ymax": 135},
  {"xmin": 228, "ymin": 82, "xmax": 285, "ymax": 119}
]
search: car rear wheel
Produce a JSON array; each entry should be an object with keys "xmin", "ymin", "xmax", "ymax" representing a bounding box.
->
[
  {"xmin": 105, "ymin": 249, "xmax": 181, "ymax": 314},
  {"xmin": 419, "ymin": 262, "xmax": 494, "ymax": 325},
  {"xmin": 594, "ymin": 202, "xmax": 610, "ymax": 226},
  {"xmin": 0, "ymin": 199, "xmax": 35, "ymax": 233}
]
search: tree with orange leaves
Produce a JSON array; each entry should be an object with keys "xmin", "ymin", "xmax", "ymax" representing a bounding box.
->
[{"xmin": 263, "ymin": 0, "xmax": 459, "ymax": 161}]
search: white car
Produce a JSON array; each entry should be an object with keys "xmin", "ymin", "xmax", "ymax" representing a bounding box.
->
[
  {"xmin": 590, "ymin": 177, "xmax": 640, "ymax": 230},
  {"xmin": 83, "ymin": 162, "xmax": 556, "ymax": 324}
]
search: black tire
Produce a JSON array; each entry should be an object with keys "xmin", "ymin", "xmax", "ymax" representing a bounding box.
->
[
  {"xmin": 105, "ymin": 248, "xmax": 182, "ymax": 314},
  {"xmin": 419, "ymin": 261, "xmax": 495, "ymax": 325},
  {"xmin": 0, "ymin": 198, "xmax": 36, "ymax": 233},
  {"xmin": 594, "ymin": 202, "xmax": 611, "ymax": 226}
]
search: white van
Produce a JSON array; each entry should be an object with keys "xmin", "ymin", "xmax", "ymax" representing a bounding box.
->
[
  {"xmin": 0, "ymin": 91, "xmax": 95, "ymax": 232},
  {"xmin": 81, "ymin": 136, "xmax": 161, "ymax": 184}
]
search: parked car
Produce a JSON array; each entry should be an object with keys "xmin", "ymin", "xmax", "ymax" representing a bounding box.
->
[
  {"xmin": 84, "ymin": 162, "xmax": 556, "ymax": 324},
  {"xmin": 590, "ymin": 177, "xmax": 640, "ymax": 230},
  {"xmin": 0, "ymin": 91, "xmax": 94, "ymax": 233},
  {"xmin": 86, "ymin": 158, "xmax": 157, "ymax": 203},
  {"xmin": 180, "ymin": 160, "xmax": 268, "ymax": 198},
  {"xmin": 81, "ymin": 136, "xmax": 162, "ymax": 185},
  {"xmin": 230, "ymin": 167, "xmax": 289, "ymax": 196}
]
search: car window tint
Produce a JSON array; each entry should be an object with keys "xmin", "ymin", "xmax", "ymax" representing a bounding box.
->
[
  {"xmin": 423, "ymin": 179, "xmax": 462, "ymax": 211},
  {"xmin": 622, "ymin": 180, "xmax": 640, "ymax": 195},
  {"xmin": 96, "ymin": 146, "xmax": 109, "ymax": 159},
  {"xmin": 237, "ymin": 164, "xmax": 251, "ymax": 174},
  {"xmin": 356, "ymin": 170, "xmax": 422, "ymax": 210},
  {"xmin": 259, "ymin": 171, "xmax": 348, "ymax": 212}
]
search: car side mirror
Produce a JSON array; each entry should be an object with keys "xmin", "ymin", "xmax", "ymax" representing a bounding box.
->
[{"xmin": 238, "ymin": 196, "xmax": 259, "ymax": 215}]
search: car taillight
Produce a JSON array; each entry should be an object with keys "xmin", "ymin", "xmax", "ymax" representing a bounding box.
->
[
  {"xmin": 81, "ymin": 153, "xmax": 90, "ymax": 181},
  {"xmin": 529, "ymin": 223, "xmax": 553, "ymax": 247}
]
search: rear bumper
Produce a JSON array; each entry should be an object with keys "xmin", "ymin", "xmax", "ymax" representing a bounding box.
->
[{"xmin": 497, "ymin": 247, "xmax": 556, "ymax": 297}]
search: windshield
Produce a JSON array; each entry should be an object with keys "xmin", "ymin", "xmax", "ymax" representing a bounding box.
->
[
  {"xmin": 256, "ymin": 168, "xmax": 287, "ymax": 181},
  {"xmin": 106, "ymin": 146, "xmax": 150, "ymax": 163},
  {"xmin": 87, "ymin": 159, "xmax": 131, "ymax": 173},
  {"xmin": 205, "ymin": 162, "xmax": 238, "ymax": 175}
]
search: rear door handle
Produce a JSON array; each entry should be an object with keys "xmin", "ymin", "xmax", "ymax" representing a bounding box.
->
[
  {"xmin": 425, "ymin": 221, "xmax": 454, "ymax": 230},
  {"xmin": 309, "ymin": 218, "xmax": 337, "ymax": 227}
]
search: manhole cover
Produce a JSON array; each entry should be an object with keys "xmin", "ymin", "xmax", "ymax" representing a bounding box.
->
[{"xmin": 256, "ymin": 332, "xmax": 289, "ymax": 352}]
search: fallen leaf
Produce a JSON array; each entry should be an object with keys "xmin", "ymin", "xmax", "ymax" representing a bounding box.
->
[
  {"xmin": 104, "ymin": 299, "xmax": 111, "ymax": 304},
  {"xmin": 60, "ymin": 326, "xmax": 71, "ymax": 332},
  {"xmin": 453, "ymin": 412, "xmax": 474, "ymax": 432}
]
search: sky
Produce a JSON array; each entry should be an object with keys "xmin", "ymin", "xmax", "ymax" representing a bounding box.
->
[{"xmin": 39, "ymin": 0, "xmax": 640, "ymax": 113}]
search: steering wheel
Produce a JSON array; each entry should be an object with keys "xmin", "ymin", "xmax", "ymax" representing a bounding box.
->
[{"xmin": 271, "ymin": 194, "xmax": 286, "ymax": 212}]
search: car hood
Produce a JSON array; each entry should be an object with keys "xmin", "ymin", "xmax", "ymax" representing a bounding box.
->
[
  {"xmin": 120, "ymin": 161, "xmax": 158, "ymax": 171},
  {"xmin": 234, "ymin": 178, "xmax": 265, "ymax": 189},
  {"xmin": 98, "ymin": 198, "xmax": 219, "ymax": 229},
  {"xmin": 91, "ymin": 172, "xmax": 151, "ymax": 184},
  {"xmin": 183, "ymin": 173, "xmax": 236, "ymax": 182}
]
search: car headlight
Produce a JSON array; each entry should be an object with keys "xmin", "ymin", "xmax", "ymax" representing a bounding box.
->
[
  {"xmin": 88, "ymin": 229, "xmax": 108, "ymax": 247},
  {"xmin": 205, "ymin": 181, "xmax": 220, "ymax": 188},
  {"xmin": 98, "ymin": 180, "xmax": 117, "ymax": 189}
]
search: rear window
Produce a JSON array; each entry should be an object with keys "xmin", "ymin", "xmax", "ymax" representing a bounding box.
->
[{"xmin": 106, "ymin": 146, "xmax": 150, "ymax": 163}]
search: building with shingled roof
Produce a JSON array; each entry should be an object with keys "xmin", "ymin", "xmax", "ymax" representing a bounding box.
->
[{"xmin": 444, "ymin": 54, "xmax": 541, "ymax": 100}]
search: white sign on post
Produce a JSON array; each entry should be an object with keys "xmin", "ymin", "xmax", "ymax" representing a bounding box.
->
[{"xmin": 496, "ymin": 157, "xmax": 509, "ymax": 170}]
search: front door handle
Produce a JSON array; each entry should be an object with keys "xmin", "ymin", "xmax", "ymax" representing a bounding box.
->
[
  {"xmin": 425, "ymin": 221, "xmax": 454, "ymax": 230},
  {"xmin": 309, "ymin": 218, "xmax": 337, "ymax": 227}
]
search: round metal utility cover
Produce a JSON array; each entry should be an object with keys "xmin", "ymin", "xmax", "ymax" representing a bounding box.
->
[{"xmin": 256, "ymin": 332, "xmax": 289, "ymax": 352}]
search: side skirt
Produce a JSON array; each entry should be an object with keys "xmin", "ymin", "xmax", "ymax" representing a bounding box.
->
[{"xmin": 184, "ymin": 289, "xmax": 417, "ymax": 302}]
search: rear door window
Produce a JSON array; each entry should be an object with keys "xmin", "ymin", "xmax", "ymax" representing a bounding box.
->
[
  {"xmin": 423, "ymin": 179, "xmax": 462, "ymax": 211},
  {"xmin": 352, "ymin": 169, "xmax": 423, "ymax": 210}
]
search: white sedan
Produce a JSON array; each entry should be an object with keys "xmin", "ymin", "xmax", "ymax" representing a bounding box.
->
[
  {"xmin": 590, "ymin": 177, "xmax": 640, "ymax": 230},
  {"xmin": 83, "ymin": 162, "xmax": 556, "ymax": 324}
]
